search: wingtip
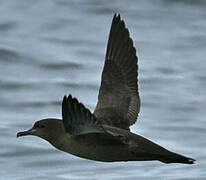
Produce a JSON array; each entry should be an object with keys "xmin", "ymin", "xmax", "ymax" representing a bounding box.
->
[
  {"xmin": 63, "ymin": 94, "xmax": 73, "ymax": 108},
  {"xmin": 188, "ymin": 158, "xmax": 196, "ymax": 164},
  {"xmin": 117, "ymin": 13, "xmax": 121, "ymax": 19},
  {"xmin": 63, "ymin": 94, "xmax": 80, "ymax": 107},
  {"xmin": 113, "ymin": 13, "xmax": 121, "ymax": 20},
  {"xmin": 62, "ymin": 95, "xmax": 68, "ymax": 107},
  {"xmin": 63, "ymin": 95, "xmax": 67, "ymax": 100}
]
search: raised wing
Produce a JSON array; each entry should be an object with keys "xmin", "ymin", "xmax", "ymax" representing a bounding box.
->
[
  {"xmin": 94, "ymin": 14, "xmax": 140, "ymax": 130},
  {"xmin": 62, "ymin": 95, "xmax": 105, "ymax": 135}
]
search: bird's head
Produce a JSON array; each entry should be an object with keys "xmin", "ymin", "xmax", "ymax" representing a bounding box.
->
[{"xmin": 17, "ymin": 118, "xmax": 65, "ymax": 144}]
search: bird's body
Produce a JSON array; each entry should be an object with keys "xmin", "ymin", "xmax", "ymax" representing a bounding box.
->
[
  {"xmin": 17, "ymin": 14, "xmax": 195, "ymax": 164},
  {"xmin": 50, "ymin": 121, "xmax": 192, "ymax": 163}
]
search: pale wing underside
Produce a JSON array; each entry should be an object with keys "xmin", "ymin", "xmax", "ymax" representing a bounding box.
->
[{"xmin": 94, "ymin": 14, "xmax": 140, "ymax": 130}]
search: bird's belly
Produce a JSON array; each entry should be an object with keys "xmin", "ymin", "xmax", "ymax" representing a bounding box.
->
[
  {"xmin": 58, "ymin": 135, "xmax": 131, "ymax": 162},
  {"xmin": 68, "ymin": 143, "xmax": 130, "ymax": 162}
]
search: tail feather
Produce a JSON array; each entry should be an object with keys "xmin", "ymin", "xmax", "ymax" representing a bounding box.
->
[{"xmin": 159, "ymin": 152, "xmax": 195, "ymax": 164}]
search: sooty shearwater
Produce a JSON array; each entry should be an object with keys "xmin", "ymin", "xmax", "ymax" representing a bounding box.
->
[{"xmin": 17, "ymin": 14, "xmax": 195, "ymax": 164}]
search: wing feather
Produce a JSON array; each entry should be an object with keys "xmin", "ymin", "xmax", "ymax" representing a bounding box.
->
[
  {"xmin": 94, "ymin": 14, "xmax": 140, "ymax": 130},
  {"xmin": 62, "ymin": 95, "xmax": 105, "ymax": 135}
]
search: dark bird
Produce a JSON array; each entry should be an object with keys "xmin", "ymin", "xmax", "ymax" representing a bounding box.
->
[{"xmin": 17, "ymin": 14, "xmax": 195, "ymax": 164}]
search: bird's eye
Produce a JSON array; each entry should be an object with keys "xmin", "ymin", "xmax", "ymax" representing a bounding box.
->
[
  {"xmin": 39, "ymin": 125, "xmax": 45, "ymax": 128},
  {"xmin": 35, "ymin": 124, "xmax": 45, "ymax": 128}
]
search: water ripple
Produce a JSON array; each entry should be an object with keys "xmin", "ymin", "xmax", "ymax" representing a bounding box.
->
[
  {"xmin": 0, "ymin": 48, "xmax": 20, "ymax": 62},
  {"xmin": 0, "ymin": 21, "xmax": 18, "ymax": 32},
  {"xmin": 40, "ymin": 61, "xmax": 82, "ymax": 70}
]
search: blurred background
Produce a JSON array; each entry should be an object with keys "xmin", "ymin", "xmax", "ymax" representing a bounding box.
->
[{"xmin": 0, "ymin": 0, "xmax": 205, "ymax": 179}]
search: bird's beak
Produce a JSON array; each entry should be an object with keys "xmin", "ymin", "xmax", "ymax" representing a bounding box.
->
[{"xmin": 17, "ymin": 128, "xmax": 37, "ymax": 138}]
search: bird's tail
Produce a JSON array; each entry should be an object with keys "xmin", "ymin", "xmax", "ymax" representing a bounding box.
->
[{"xmin": 159, "ymin": 151, "xmax": 195, "ymax": 164}]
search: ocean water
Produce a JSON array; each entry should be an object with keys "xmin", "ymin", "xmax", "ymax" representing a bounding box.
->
[{"xmin": 0, "ymin": 0, "xmax": 206, "ymax": 179}]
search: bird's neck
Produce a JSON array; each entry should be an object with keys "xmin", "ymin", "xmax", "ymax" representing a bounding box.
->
[{"xmin": 48, "ymin": 132, "xmax": 72, "ymax": 152}]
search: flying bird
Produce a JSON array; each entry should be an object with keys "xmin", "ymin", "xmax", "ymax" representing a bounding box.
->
[{"xmin": 17, "ymin": 14, "xmax": 195, "ymax": 164}]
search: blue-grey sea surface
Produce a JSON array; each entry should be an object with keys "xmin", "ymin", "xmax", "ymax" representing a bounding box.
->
[{"xmin": 0, "ymin": 0, "xmax": 205, "ymax": 179}]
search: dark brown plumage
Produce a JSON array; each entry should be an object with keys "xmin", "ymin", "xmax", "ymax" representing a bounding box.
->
[
  {"xmin": 94, "ymin": 14, "xmax": 140, "ymax": 130},
  {"xmin": 17, "ymin": 14, "xmax": 195, "ymax": 164}
]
